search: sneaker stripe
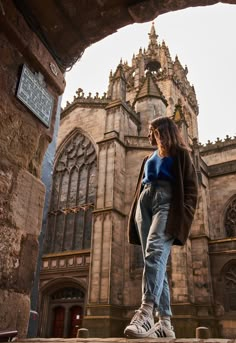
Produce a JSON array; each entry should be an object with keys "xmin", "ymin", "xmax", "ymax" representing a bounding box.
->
[
  {"xmin": 141, "ymin": 323, "xmax": 147, "ymax": 331},
  {"xmin": 155, "ymin": 328, "xmax": 166, "ymax": 337},
  {"xmin": 124, "ymin": 308, "xmax": 155, "ymax": 338},
  {"xmin": 142, "ymin": 322, "xmax": 150, "ymax": 331}
]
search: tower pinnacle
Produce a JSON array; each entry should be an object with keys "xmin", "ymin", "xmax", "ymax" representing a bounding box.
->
[
  {"xmin": 148, "ymin": 22, "xmax": 158, "ymax": 52},
  {"xmin": 146, "ymin": 22, "xmax": 160, "ymax": 72}
]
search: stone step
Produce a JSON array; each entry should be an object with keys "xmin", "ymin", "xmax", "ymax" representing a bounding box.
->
[{"xmin": 17, "ymin": 338, "xmax": 236, "ymax": 343}]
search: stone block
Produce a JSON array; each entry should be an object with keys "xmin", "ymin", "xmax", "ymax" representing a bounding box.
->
[
  {"xmin": 0, "ymin": 289, "xmax": 30, "ymax": 338},
  {"xmin": 0, "ymin": 227, "xmax": 21, "ymax": 289},
  {"xmin": 0, "ymin": 227, "xmax": 38, "ymax": 293},
  {"xmin": 11, "ymin": 169, "xmax": 45, "ymax": 235}
]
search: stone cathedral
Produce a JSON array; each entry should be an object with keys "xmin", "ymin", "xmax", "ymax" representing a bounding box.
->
[{"xmin": 38, "ymin": 24, "xmax": 236, "ymax": 339}]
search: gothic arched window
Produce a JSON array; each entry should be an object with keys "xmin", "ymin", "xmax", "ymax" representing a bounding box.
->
[
  {"xmin": 223, "ymin": 261, "xmax": 236, "ymax": 312},
  {"xmin": 224, "ymin": 197, "xmax": 236, "ymax": 237},
  {"xmin": 45, "ymin": 130, "xmax": 97, "ymax": 253}
]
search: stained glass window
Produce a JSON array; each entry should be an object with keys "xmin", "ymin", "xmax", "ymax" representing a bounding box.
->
[
  {"xmin": 224, "ymin": 197, "xmax": 236, "ymax": 237},
  {"xmin": 224, "ymin": 262, "xmax": 236, "ymax": 312},
  {"xmin": 44, "ymin": 130, "xmax": 97, "ymax": 253}
]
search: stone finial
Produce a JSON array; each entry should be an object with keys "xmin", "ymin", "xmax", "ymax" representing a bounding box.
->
[
  {"xmin": 224, "ymin": 134, "xmax": 231, "ymax": 141},
  {"xmin": 192, "ymin": 137, "xmax": 199, "ymax": 148},
  {"xmin": 76, "ymin": 87, "xmax": 84, "ymax": 98}
]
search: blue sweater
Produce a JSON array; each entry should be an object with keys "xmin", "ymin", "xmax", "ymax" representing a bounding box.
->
[{"xmin": 142, "ymin": 151, "xmax": 174, "ymax": 184}]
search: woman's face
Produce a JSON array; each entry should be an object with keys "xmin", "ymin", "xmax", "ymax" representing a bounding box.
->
[{"xmin": 148, "ymin": 125, "xmax": 157, "ymax": 146}]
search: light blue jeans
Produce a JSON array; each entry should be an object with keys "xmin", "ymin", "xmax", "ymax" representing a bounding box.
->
[{"xmin": 135, "ymin": 180, "xmax": 174, "ymax": 317}]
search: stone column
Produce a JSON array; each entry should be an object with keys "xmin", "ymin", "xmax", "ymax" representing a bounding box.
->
[
  {"xmin": 171, "ymin": 172, "xmax": 215, "ymax": 337},
  {"xmin": 84, "ymin": 137, "xmax": 126, "ymax": 337},
  {"xmin": 191, "ymin": 172, "xmax": 214, "ymax": 308},
  {"xmin": 0, "ymin": 0, "xmax": 65, "ymax": 337}
]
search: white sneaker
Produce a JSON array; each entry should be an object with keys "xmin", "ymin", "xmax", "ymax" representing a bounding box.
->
[
  {"xmin": 124, "ymin": 308, "xmax": 155, "ymax": 338},
  {"xmin": 148, "ymin": 320, "xmax": 176, "ymax": 338}
]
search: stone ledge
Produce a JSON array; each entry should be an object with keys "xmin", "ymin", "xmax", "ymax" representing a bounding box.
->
[{"xmin": 17, "ymin": 338, "xmax": 236, "ymax": 343}]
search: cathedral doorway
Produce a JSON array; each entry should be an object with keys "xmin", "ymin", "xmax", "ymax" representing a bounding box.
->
[
  {"xmin": 49, "ymin": 287, "xmax": 85, "ymax": 338},
  {"xmin": 39, "ymin": 283, "xmax": 86, "ymax": 338},
  {"xmin": 50, "ymin": 303, "xmax": 84, "ymax": 338}
]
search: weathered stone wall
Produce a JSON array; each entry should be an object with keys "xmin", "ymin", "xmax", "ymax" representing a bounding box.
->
[
  {"xmin": 209, "ymin": 240, "xmax": 236, "ymax": 339},
  {"xmin": 208, "ymin": 173, "xmax": 236, "ymax": 239},
  {"xmin": 159, "ymin": 80, "xmax": 198, "ymax": 139},
  {"xmin": 0, "ymin": 0, "xmax": 65, "ymax": 336},
  {"xmin": 134, "ymin": 97, "xmax": 167, "ymax": 135},
  {"xmin": 58, "ymin": 106, "xmax": 106, "ymax": 149},
  {"xmin": 200, "ymin": 139, "xmax": 236, "ymax": 239},
  {"xmin": 123, "ymin": 148, "xmax": 151, "ymax": 308},
  {"xmin": 199, "ymin": 140, "xmax": 236, "ymax": 337},
  {"xmin": 200, "ymin": 139, "xmax": 236, "ymax": 166}
]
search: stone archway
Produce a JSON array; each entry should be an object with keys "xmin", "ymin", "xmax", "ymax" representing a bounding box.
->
[{"xmin": 39, "ymin": 278, "xmax": 86, "ymax": 338}]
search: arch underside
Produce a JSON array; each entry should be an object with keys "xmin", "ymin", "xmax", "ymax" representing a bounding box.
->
[{"xmin": 14, "ymin": 1, "xmax": 236, "ymax": 71}]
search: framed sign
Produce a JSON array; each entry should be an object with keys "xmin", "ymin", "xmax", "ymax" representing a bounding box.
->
[{"xmin": 17, "ymin": 64, "xmax": 54, "ymax": 127}]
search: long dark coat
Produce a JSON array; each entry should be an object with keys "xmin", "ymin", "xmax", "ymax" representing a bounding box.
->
[{"xmin": 128, "ymin": 147, "xmax": 198, "ymax": 246}]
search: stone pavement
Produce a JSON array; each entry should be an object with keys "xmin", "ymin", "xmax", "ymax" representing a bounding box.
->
[{"xmin": 16, "ymin": 338, "xmax": 236, "ymax": 343}]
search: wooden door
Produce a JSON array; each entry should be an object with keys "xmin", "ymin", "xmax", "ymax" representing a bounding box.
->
[
  {"xmin": 69, "ymin": 306, "xmax": 83, "ymax": 337},
  {"xmin": 52, "ymin": 306, "xmax": 65, "ymax": 337}
]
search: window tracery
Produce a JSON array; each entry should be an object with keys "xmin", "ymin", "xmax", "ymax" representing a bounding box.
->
[
  {"xmin": 223, "ymin": 262, "xmax": 236, "ymax": 312},
  {"xmin": 51, "ymin": 287, "xmax": 85, "ymax": 301},
  {"xmin": 45, "ymin": 130, "xmax": 97, "ymax": 253},
  {"xmin": 224, "ymin": 197, "xmax": 236, "ymax": 237}
]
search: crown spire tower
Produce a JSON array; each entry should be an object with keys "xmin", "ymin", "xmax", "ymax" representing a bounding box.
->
[
  {"xmin": 147, "ymin": 22, "xmax": 159, "ymax": 57},
  {"xmin": 145, "ymin": 22, "xmax": 161, "ymax": 73}
]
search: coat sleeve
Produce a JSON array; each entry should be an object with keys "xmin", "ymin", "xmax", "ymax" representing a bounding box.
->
[
  {"xmin": 127, "ymin": 156, "xmax": 149, "ymax": 245},
  {"xmin": 182, "ymin": 149, "xmax": 198, "ymax": 216}
]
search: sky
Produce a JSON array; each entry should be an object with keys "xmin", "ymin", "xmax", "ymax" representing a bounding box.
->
[{"xmin": 61, "ymin": 3, "xmax": 236, "ymax": 145}]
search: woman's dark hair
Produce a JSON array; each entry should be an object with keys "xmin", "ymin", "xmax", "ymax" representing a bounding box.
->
[{"xmin": 150, "ymin": 116, "xmax": 189, "ymax": 156}]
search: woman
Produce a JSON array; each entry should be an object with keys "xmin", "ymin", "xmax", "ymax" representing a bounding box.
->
[{"xmin": 124, "ymin": 116, "xmax": 198, "ymax": 338}]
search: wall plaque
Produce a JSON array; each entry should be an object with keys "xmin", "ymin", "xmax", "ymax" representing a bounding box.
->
[{"xmin": 17, "ymin": 64, "xmax": 54, "ymax": 127}]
